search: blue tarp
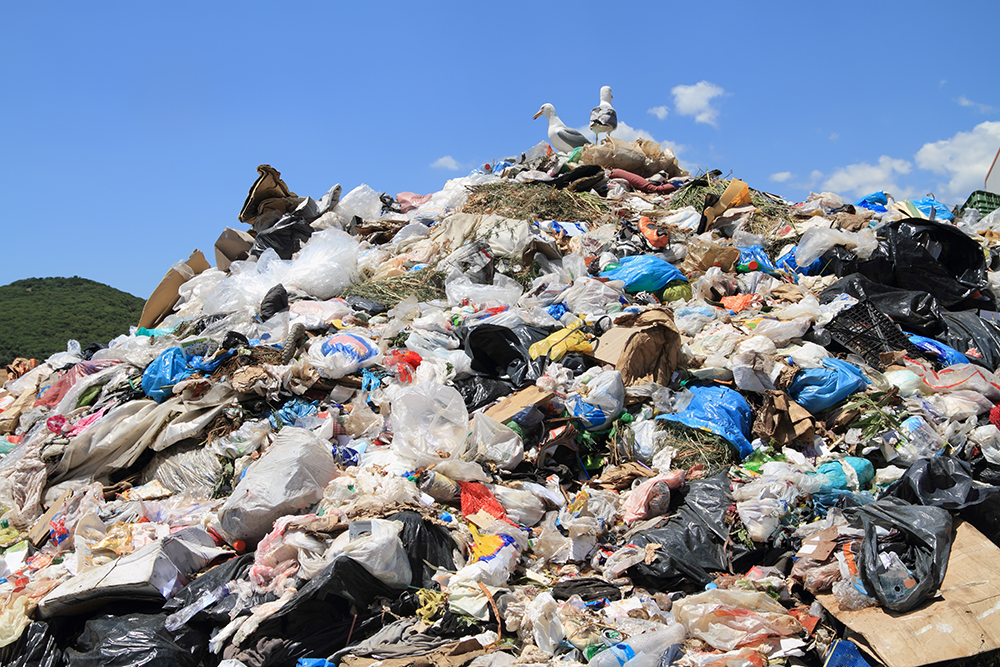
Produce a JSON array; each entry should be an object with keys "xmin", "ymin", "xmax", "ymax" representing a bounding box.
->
[{"xmin": 658, "ymin": 385, "xmax": 753, "ymax": 459}]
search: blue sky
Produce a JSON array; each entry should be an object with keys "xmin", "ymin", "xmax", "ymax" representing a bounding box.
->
[{"xmin": 3, "ymin": 2, "xmax": 998, "ymax": 299}]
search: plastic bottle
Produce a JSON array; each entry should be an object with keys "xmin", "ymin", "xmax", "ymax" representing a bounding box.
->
[
  {"xmin": 165, "ymin": 583, "xmax": 234, "ymax": 631},
  {"xmin": 587, "ymin": 625, "xmax": 686, "ymax": 667}
]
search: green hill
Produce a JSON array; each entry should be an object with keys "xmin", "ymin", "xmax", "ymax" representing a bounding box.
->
[{"xmin": 0, "ymin": 277, "xmax": 145, "ymax": 366}]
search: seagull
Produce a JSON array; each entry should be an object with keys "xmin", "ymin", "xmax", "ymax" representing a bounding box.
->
[
  {"xmin": 589, "ymin": 86, "xmax": 617, "ymax": 143},
  {"xmin": 533, "ymin": 103, "xmax": 591, "ymax": 153}
]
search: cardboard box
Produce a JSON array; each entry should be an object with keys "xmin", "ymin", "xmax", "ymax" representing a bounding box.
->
[
  {"xmin": 138, "ymin": 250, "xmax": 211, "ymax": 330},
  {"xmin": 817, "ymin": 521, "xmax": 1000, "ymax": 667},
  {"xmin": 214, "ymin": 227, "xmax": 255, "ymax": 272},
  {"xmin": 483, "ymin": 385, "xmax": 552, "ymax": 424}
]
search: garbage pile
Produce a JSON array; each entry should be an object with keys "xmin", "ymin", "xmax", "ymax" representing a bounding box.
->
[{"xmin": 3, "ymin": 142, "xmax": 1000, "ymax": 667}]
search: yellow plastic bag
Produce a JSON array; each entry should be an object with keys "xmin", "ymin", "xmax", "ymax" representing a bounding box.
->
[{"xmin": 529, "ymin": 324, "xmax": 593, "ymax": 362}]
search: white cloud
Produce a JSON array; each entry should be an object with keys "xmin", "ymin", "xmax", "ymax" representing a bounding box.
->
[
  {"xmin": 430, "ymin": 155, "xmax": 460, "ymax": 170},
  {"xmin": 648, "ymin": 105, "xmax": 669, "ymax": 120},
  {"xmin": 809, "ymin": 170, "xmax": 824, "ymax": 186},
  {"xmin": 822, "ymin": 155, "xmax": 913, "ymax": 198},
  {"xmin": 671, "ymin": 81, "xmax": 725, "ymax": 127},
  {"xmin": 915, "ymin": 120, "xmax": 1000, "ymax": 199},
  {"xmin": 829, "ymin": 133, "xmax": 839, "ymax": 141},
  {"xmin": 957, "ymin": 96, "xmax": 995, "ymax": 114},
  {"xmin": 769, "ymin": 171, "xmax": 793, "ymax": 183}
]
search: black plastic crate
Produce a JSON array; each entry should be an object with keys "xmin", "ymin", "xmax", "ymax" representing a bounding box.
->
[{"xmin": 826, "ymin": 299, "xmax": 930, "ymax": 369}]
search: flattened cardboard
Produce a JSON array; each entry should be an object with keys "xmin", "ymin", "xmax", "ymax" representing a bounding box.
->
[
  {"xmin": 817, "ymin": 522, "xmax": 1000, "ymax": 667},
  {"xmin": 795, "ymin": 526, "xmax": 838, "ymax": 561},
  {"xmin": 483, "ymin": 385, "xmax": 552, "ymax": 424},
  {"xmin": 28, "ymin": 489, "xmax": 72, "ymax": 547},
  {"xmin": 214, "ymin": 227, "xmax": 255, "ymax": 272},
  {"xmin": 138, "ymin": 250, "xmax": 211, "ymax": 329}
]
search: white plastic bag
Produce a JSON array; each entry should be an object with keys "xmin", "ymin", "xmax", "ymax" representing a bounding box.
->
[
  {"xmin": 561, "ymin": 277, "xmax": 625, "ymax": 314},
  {"xmin": 215, "ymin": 427, "xmax": 337, "ymax": 544},
  {"xmin": 282, "ymin": 229, "xmax": 359, "ymax": 299},
  {"xmin": 334, "ymin": 184, "xmax": 383, "ymax": 224},
  {"xmin": 307, "ymin": 332, "xmax": 381, "ymax": 379},
  {"xmin": 390, "ymin": 382, "xmax": 470, "ymax": 467},
  {"xmin": 526, "ymin": 592, "xmax": 565, "ymax": 655},
  {"xmin": 565, "ymin": 370, "xmax": 625, "ymax": 431},
  {"xmin": 338, "ymin": 519, "xmax": 412, "ymax": 588},
  {"xmin": 470, "ymin": 413, "xmax": 524, "ymax": 470},
  {"xmin": 487, "ymin": 484, "xmax": 546, "ymax": 526},
  {"xmin": 795, "ymin": 226, "xmax": 877, "ymax": 266},
  {"xmin": 446, "ymin": 271, "xmax": 523, "ymax": 307}
]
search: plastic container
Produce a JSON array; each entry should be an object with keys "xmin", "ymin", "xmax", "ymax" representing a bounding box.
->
[
  {"xmin": 826, "ymin": 299, "xmax": 929, "ymax": 369},
  {"xmin": 958, "ymin": 190, "xmax": 1000, "ymax": 218}
]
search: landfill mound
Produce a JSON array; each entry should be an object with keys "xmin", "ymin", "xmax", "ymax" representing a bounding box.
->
[{"xmin": 2, "ymin": 141, "xmax": 1000, "ymax": 667}]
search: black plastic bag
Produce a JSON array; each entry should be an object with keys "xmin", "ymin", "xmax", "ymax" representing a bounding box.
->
[
  {"xmin": 0, "ymin": 620, "xmax": 62, "ymax": 667},
  {"xmin": 460, "ymin": 323, "xmax": 550, "ymax": 387},
  {"xmin": 845, "ymin": 497, "xmax": 953, "ymax": 613},
  {"xmin": 939, "ymin": 311, "xmax": 1000, "ymax": 370},
  {"xmin": 552, "ymin": 577, "xmax": 622, "ymax": 602},
  {"xmin": 64, "ymin": 613, "xmax": 206, "ymax": 667},
  {"xmin": 820, "ymin": 273, "xmax": 944, "ymax": 336},
  {"xmin": 628, "ymin": 473, "xmax": 751, "ymax": 589},
  {"xmin": 454, "ymin": 376, "xmax": 515, "ymax": 411},
  {"xmin": 259, "ymin": 284, "xmax": 289, "ymax": 321},
  {"xmin": 882, "ymin": 457, "xmax": 1000, "ymax": 547},
  {"xmin": 385, "ymin": 511, "xmax": 456, "ymax": 589},
  {"xmin": 250, "ymin": 214, "xmax": 314, "ymax": 260},
  {"xmin": 162, "ymin": 553, "xmax": 254, "ymax": 624}
]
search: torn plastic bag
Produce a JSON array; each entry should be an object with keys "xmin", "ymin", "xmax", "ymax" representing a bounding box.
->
[
  {"xmin": 628, "ymin": 474, "xmax": 752, "ymax": 589},
  {"xmin": 64, "ymin": 612, "xmax": 207, "ymax": 667},
  {"xmin": 674, "ymin": 589, "xmax": 802, "ymax": 652},
  {"xmin": 461, "ymin": 323, "xmax": 549, "ymax": 387},
  {"xmin": 795, "ymin": 226, "xmax": 878, "ymax": 266},
  {"xmin": 259, "ymin": 284, "xmax": 288, "ymax": 321},
  {"xmin": 658, "ymin": 385, "xmax": 753, "ymax": 459},
  {"xmin": 446, "ymin": 271, "xmax": 523, "ymax": 307},
  {"xmin": 250, "ymin": 214, "xmax": 313, "ymax": 260},
  {"xmin": 775, "ymin": 245, "xmax": 823, "ymax": 276},
  {"xmin": 437, "ymin": 240, "xmax": 495, "ymax": 284},
  {"xmin": 819, "ymin": 273, "xmax": 944, "ymax": 337},
  {"xmin": 939, "ymin": 311, "xmax": 1000, "ymax": 370},
  {"xmin": 142, "ymin": 439, "xmax": 223, "ymax": 497},
  {"xmin": 390, "ymin": 382, "xmax": 469, "ymax": 467},
  {"xmin": 787, "ymin": 358, "xmax": 868, "ymax": 414},
  {"xmin": 845, "ymin": 497, "xmax": 953, "ymax": 613},
  {"xmin": 215, "ymin": 427, "xmax": 337, "ymax": 546},
  {"xmin": 142, "ymin": 348, "xmax": 196, "ymax": 403},
  {"xmin": 163, "ymin": 553, "xmax": 255, "ymax": 625},
  {"xmin": 600, "ymin": 255, "xmax": 686, "ymax": 293},
  {"xmin": 470, "ymin": 412, "xmax": 523, "ymax": 470}
]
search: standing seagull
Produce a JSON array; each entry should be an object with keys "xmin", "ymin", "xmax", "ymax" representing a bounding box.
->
[
  {"xmin": 589, "ymin": 86, "xmax": 618, "ymax": 143},
  {"xmin": 533, "ymin": 103, "xmax": 591, "ymax": 153}
]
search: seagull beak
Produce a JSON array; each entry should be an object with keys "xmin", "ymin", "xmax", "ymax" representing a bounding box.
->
[
  {"xmin": 610, "ymin": 93, "xmax": 614, "ymax": 100},
  {"xmin": 532, "ymin": 110, "xmax": 543, "ymax": 120}
]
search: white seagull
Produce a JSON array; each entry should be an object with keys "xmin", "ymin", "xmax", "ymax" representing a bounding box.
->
[
  {"xmin": 533, "ymin": 103, "xmax": 591, "ymax": 153},
  {"xmin": 589, "ymin": 86, "xmax": 618, "ymax": 143}
]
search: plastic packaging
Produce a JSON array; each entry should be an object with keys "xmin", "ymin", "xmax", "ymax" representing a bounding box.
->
[
  {"xmin": 469, "ymin": 413, "xmax": 524, "ymax": 470},
  {"xmin": 795, "ymin": 226, "xmax": 878, "ymax": 266},
  {"xmin": 587, "ymin": 624, "xmax": 686, "ymax": 667},
  {"xmin": 214, "ymin": 427, "xmax": 337, "ymax": 545},
  {"xmin": 659, "ymin": 385, "xmax": 753, "ymax": 459},
  {"xmin": 565, "ymin": 370, "xmax": 626, "ymax": 431},
  {"xmin": 787, "ymin": 358, "xmax": 869, "ymax": 414}
]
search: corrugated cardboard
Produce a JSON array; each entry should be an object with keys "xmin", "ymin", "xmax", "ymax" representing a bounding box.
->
[
  {"xmin": 817, "ymin": 521, "xmax": 1000, "ymax": 667},
  {"xmin": 214, "ymin": 227, "xmax": 255, "ymax": 272},
  {"xmin": 483, "ymin": 385, "xmax": 552, "ymax": 424},
  {"xmin": 138, "ymin": 250, "xmax": 211, "ymax": 329}
]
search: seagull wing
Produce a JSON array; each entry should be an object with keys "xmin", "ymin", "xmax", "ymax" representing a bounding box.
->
[
  {"xmin": 590, "ymin": 105, "xmax": 618, "ymax": 131},
  {"xmin": 554, "ymin": 126, "xmax": 591, "ymax": 149}
]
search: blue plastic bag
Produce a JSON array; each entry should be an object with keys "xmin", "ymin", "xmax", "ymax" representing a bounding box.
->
[
  {"xmin": 141, "ymin": 348, "xmax": 195, "ymax": 403},
  {"xmin": 909, "ymin": 197, "xmax": 954, "ymax": 221},
  {"xmin": 658, "ymin": 385, "xmax": 753, "ymax": 459},
  {"xmin": 814, "ymin": 457, "xmax": 875, "ymax": 490},
  {"xmin": 736, "ymin": 245, "xmax": 780, "ymax": 275},
  {"xmin": 855, "ymin": 191, "xmax": 888, "ymax": 213},
  {"xmin": 187, "ymin": 349, "xmax": 234, "ymax": 373},
  {"xmin": 270, "ymin": 397, "xmax": 319, "ymax": 428},
  {"xmin": 788, "ymin": 358, "xmax": 869, "ymax": 414},
  {"xmin": 906, "ymin": 334, "xmax": 969, "ymax": 366},
  {"xmin": 775, "ymin": 245, "xmax": 823, "ymax": 276},
  {"xmin": 600, "ymin": 255, "xmax": 686, "ymax": 293}
]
